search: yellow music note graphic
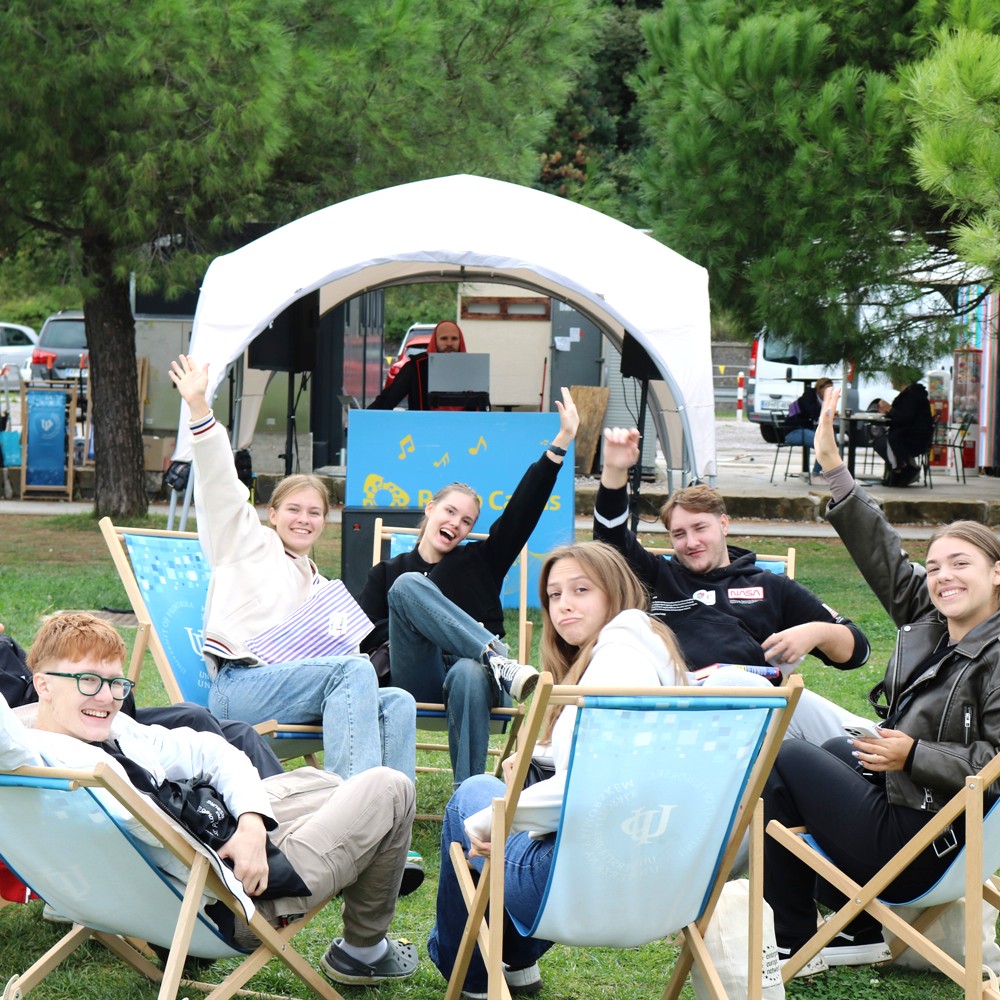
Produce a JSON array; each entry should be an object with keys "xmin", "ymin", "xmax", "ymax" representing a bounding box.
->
[
  {"xmin": 398, "ymin": 434, "xmax": 415, "ymax": 460},
  {"xmin": 434, "ymin": 452, "xmax": 450, "ymax": 468},
  {"xmin": 468, "ymin": 436, "xmax": 487, "ymax": 456}
]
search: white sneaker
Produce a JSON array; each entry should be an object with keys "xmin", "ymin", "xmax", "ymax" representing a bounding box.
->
[
  {"xmin": 821, "ymin": 934, "xmax": 891, "ymax": 966},
  {"xmin": 502, "ymin": 962, "xmax": 542, "ymax": 994},
  {"xmin": 485, "ymin": 654, "xmax": 539, "ymax": 702},
  {"xmin": 461, "ymin": 962, "xmax": 543, "ymax": 998},
  {"xmin": 778, "ymin": 950, "xmax": 828, "ymax": 978}
]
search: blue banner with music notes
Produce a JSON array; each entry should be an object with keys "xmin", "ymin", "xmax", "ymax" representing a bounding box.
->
[{"xmin": 345, "ymin": 411, "xmax": 575, "ymax": 608}]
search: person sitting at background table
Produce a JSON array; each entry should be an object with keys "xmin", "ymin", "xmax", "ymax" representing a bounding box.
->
[
  {"xmin": 871, "ymin": 367, "xmax": 934, "ymax": 487},
  {"xmin": 782, "ymin": 377, "xmax": 833, "ymax": 476}
]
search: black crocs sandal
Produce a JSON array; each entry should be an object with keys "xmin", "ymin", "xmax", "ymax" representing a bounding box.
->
[
  {"xmin": 400, "ymin": 854, "xmax": 425, "ymax": 897},
  {"xmin": 320, "ymin": 937, "xmax": 418, "ymax": 984}
]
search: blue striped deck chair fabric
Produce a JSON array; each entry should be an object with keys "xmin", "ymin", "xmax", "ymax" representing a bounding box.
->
[
  {"xmin": 446, "ymin": 672, "xmax": 803, "ymax": 1000},
  {"xmin": 370, "ymin": 518, "xmax": 529, "ymax": 809},
  {"xmin": 98, "ymin": 517, "xmax": 323, "ymax": 766},
  {"xmin": 0, "ymin": 764, "xmax": 347, "ymax": 1000},
  {"xmin": 644, "ymin": 544, "xmax": 796, "ymax": 579},
  {"xmin": 767, "ymin": 751, "xmax": 1000, "ymax": 994}
]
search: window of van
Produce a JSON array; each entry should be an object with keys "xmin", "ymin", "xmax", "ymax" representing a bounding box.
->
[{"xmin": 762, "ymin": 334, "xmax": 839, "ymax": 367}]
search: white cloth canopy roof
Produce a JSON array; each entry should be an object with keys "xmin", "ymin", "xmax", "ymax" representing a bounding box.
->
[{"xmin": 178, "ymin": 173, "xmax": 716, "ymax": 481}]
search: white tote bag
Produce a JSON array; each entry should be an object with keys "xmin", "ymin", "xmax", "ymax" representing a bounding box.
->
[
  {"xmin": 885, "ymin": 891, "xmax": 1000, "ymax": 974},
  {"xmin": 691, "ymin": 879, "xmax": 785, "ymax": 1000}
]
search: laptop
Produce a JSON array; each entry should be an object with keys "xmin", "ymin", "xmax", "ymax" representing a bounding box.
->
[{"xmin": 427, "ymin": 353, "xmax": 490, "ymax": 394}]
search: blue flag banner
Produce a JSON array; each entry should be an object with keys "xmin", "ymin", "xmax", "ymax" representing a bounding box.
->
[
  {"xmin": 345, "ymin": 411, "xmax": 575, "ymax": 607},
  {"xmin": 25, "ymin": 390, "xmax": 68, "ymax": 487}
]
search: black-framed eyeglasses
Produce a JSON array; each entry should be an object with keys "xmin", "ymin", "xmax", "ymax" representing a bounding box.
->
[{"xmin": 44, "ymin": 671, "xmax": 135, "ymax": 700}]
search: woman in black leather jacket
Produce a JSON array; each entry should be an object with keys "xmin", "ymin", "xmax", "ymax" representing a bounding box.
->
[{"xmin": 764, "ymin": 388, "xmax": 1000, "ymax": 976}]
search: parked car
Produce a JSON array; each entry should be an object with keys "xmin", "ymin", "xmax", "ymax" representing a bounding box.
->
[
  {"xmin": 394, "ymin": 322, "xmax": 435, "ymax": 364},
  {"xmin": 0, "ymin": 323, "xmax": 37, "ymax": 379},
  {"xmin": 29, "ymin": 311, "xmax": 88, "ymax": 385},
  {"xmin": 382, "ymin": 322, "xmax": 435, "ymax": 392}
]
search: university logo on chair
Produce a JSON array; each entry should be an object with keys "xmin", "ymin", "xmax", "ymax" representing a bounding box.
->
[{"xmin": 245, "ymin": 580, "xmax": 374, "ymax": 663}]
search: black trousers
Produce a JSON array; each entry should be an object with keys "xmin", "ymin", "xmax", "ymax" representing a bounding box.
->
[
  {"xmin": 135, "ymin": 702, "xmax": 284, "ymax": 778},
  {"xmin": 763, "ymin": 739, "xmax": 958, "ymax": 949}
]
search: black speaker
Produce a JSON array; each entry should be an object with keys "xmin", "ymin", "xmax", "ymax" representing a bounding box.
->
[
  {"xmin": 620, "ymin": 333, "xmax": 662, "ymax": 381},
  {"xmin": 248, "ymin": 291, "xmax": 319, "ymax": 373},
  {"xmin": 340, "ymin": 506, "xmax": 425, "ymax": 599}
]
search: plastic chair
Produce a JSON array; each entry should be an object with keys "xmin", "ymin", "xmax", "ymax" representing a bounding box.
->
[
  {"xmin": 99, "ymin": 518, "xmax": 323, "ymax": 766},
  {"xmin": 768, "ymin": 413, "xmax": 808, "ymax": 484},
  {"xmin": 767, "ymin": 750, "xmax": 1000, "ymax": 996},
  {"xmin": 370, "ymin": 519, "xmax": 529, "ymax": 815},
  {"xmin": 948, "ymin": 413, "xmax": 975, "ymax": 483},
  {"xmin": 917, "ymin": 416, "xmax": 940, "ymax": 489},
  {"xmin": 445, "ymin": 672, "xmax": 804, "ymax": 1000},
  {"xmin": 0, "ymin": 763, "xmax": 348, "ymax": 1000}
]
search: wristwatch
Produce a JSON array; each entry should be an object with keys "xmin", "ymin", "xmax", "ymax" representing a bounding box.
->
[{"xmin": 547, "ymin": 444, "xmax": 567, "ymax": 457}]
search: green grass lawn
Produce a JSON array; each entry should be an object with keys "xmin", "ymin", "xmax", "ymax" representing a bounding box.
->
[{"xmin": 0, "ymin": 513, "xmax": 979, "ymax": 998}]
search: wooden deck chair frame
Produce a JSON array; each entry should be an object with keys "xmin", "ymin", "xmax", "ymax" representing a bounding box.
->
[
  {"xmin": 767, "ymin": 750, "xmax": 1000, "ymax": 997},
  {"xmin": 644, "ymin": 543, "xmax": 796, "ymax": 580},
  {"xmin": 0, "ymin": 763, "xmax": 346, "ymax": 1000},
  {"xmin": 371, "ymin": 518, "xmax": 531, "ymax": 816},
  {"xmin": 99, "ymin": 517, "xmax": 323, "ymax": 767},
  {"xmin": 445, "ymin": 672, "xmax": 804, "ymax": 1000}
]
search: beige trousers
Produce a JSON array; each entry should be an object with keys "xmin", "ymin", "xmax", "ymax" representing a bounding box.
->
[{"xmin": 258, "ymin": 766, "xmax": 414, "ymax": 946}]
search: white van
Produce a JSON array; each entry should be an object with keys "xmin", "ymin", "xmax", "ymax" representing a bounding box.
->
[{"xmin": 745, "ymin": 331, "xmax": 897, "ymax": 442}]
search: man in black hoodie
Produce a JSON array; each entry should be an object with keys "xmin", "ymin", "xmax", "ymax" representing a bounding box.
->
[{"xmin": 593, "ymin": 428, "xmax": 870, "ymax": 673}]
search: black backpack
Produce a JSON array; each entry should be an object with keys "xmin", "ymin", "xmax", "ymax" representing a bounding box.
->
[{"xmin": 0, "ymin": 634, "xmax": 35, "ymax": 707}]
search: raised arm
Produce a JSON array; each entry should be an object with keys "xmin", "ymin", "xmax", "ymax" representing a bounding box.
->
[
  {"xmin": 168, "ymin": 355, "xmax": 211, "ymax": 421},
  {"xmin": 592, "ymin": 427, "xmax": 661, "ymax": 587},
  {"xmin": 480, "ymin": 387, "xmax": 580, "ymax": 575}
]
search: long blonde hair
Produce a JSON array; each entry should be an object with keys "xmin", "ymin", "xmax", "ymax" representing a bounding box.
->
[{"xmin": 538, "ymin": 542, "xmax": 684, "ymax": 741}]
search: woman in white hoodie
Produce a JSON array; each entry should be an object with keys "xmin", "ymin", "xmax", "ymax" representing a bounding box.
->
[
  {"xmin": 169, "ymin": 355, "xmax": 416, "ymax": 784},
  {"xmin": 428, "ymin": 541, "xmax": 685, "ymax": 998}
]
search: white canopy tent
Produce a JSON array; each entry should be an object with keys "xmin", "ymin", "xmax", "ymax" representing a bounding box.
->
[{"xmin": 176, "ymin": 173, "xmax": 716, "ymax": 482}]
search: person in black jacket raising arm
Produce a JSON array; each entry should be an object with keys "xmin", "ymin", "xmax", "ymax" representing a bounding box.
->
[
  {"xmin": 593, "ymin": 426, "xmax": 869, "ymax": 676},
  {"xmin": 762, "ymin": 389, "xmax": 1000, "ymax": 975},
  {"xmin": 359, "ymin": 388, "xmax": 579, "ymax": 786}
]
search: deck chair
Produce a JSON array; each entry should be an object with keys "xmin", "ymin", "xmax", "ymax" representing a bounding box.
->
[
  {"xmin": 0, "ymin": 763, "xmax": 346, "ymax": 1000},
  {"xmin": 371, "ymin": 518, "xmax": 531, "ymax": 812},
  {"xmin": 644, "ymin": 544, "xmax": 797, "ymax": 580},
  {"xmin": 99, "ymin": 517, "xmax": 324, "ymax": 766},
  {"xmin": 767, "ymin": 750, "xmax": 1000, "ymax": 997},
  {"xmin": 446, "ymin": 672, "xmax": 804, "ymax": 1000}
]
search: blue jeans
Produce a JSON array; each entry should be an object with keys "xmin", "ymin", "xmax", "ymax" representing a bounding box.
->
[
  {"xmin": 783, "ymin": 428, "xmax": 821, "ymax": 474},
  {"xmin": 209, "ymin": 656, "xmax": 416, "ymax": 781},
  {"xmin": 388, "ymin": 573, "xmax": 509, "ymax": 784},
  {"xmin": 782, "ymin": 427, "xmax": 814, "ymax": 448},
  {"xmin": 428, "ymin": 774, "xmax": 554, "ymax": 993}
]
